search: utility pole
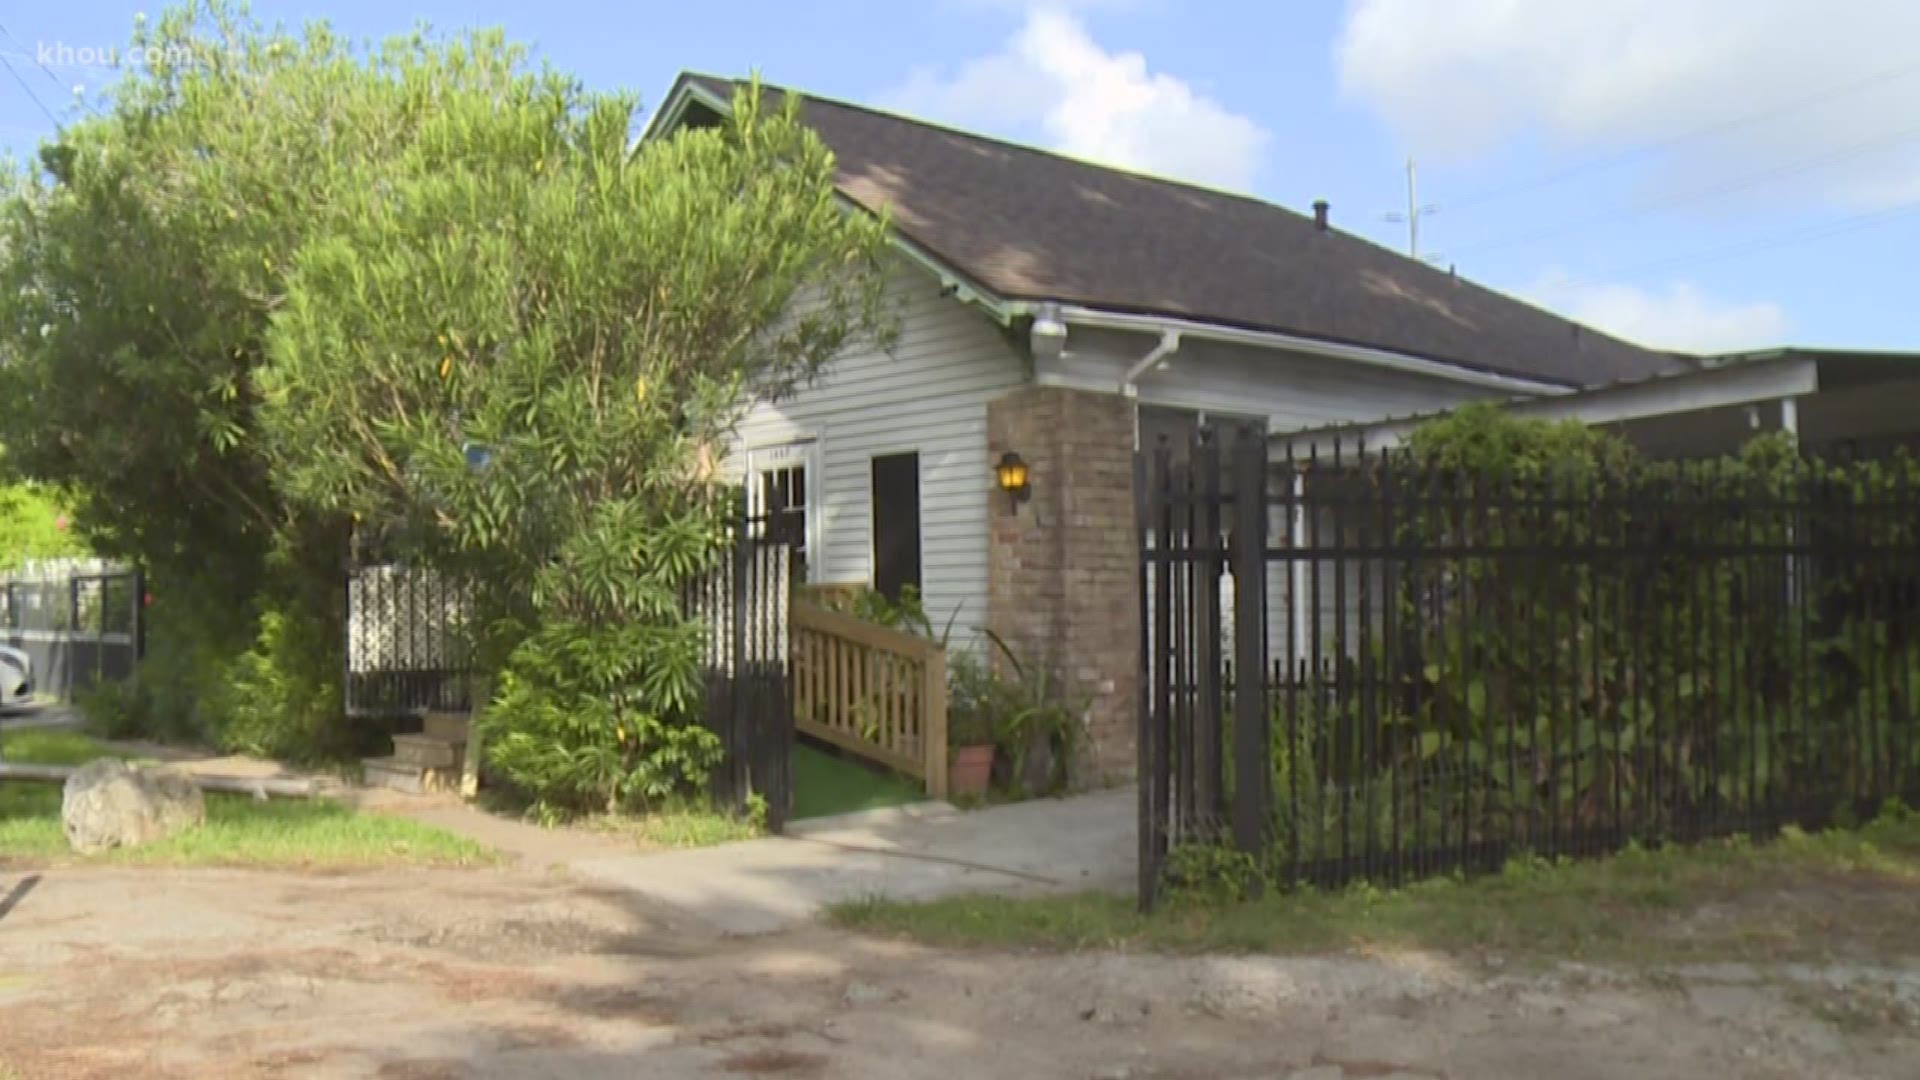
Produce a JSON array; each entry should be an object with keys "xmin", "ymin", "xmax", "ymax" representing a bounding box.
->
[{"xmin": 1382, "ymin": 157, "xmax": 1439, "ymax": 259}]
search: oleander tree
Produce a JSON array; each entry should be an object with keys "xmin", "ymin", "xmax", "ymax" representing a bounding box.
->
[
  {"xmin": 257, "ymin": 70, "xmax": 893, "ymax": 811},
  {"xmin": 0, "ymin": 2, "xmax": 893, "ymax": 796}
]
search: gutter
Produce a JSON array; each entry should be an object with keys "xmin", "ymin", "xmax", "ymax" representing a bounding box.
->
[
  {"xmin": 1118, "ymin": 329, "xmax": 1182, "ymax": 451},
  {"xmin": 1048, "ymin": 303, "xmax": 1575, "ymax": 397}
]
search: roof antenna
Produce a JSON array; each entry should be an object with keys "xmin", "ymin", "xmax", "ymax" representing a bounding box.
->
[{"xmin": 1380, "ymin": 158, "xmax": 1439, "ymax": 257}]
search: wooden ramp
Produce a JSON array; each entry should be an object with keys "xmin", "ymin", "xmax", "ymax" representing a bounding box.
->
[{"xmin": 788, "ymin": 600, "xmax": 948, "ymax": 798}]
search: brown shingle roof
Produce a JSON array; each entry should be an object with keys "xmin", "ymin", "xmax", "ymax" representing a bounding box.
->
[{"xmin": 677, "ymin": 74, "xmax": 1692, "ymax": 388}]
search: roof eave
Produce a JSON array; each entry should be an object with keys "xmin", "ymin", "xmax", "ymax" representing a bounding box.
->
[
  {"xmin": 635, "ymin": 74, "xmax": 729, "ymax": 149},
  {"xmin": 639, "ymin": 72, "xmax": 1600, "ymax": 399}
]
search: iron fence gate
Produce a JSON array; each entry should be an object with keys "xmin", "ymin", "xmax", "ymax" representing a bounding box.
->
[
  {"xmin": 693, "ymin": 505, "xmax": 795, "ymax": 829},
  {"xmin": 0, "ymin": 569, "xmax": 143, "ymax": 699},
  {"xmin": 1138, "ymin": 426, "xmax": 1920, "ymax": 907}
]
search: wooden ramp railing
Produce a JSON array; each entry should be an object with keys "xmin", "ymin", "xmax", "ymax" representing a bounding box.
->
[{"xmin": 790, "ymin": 599, "xmax": 948, "ymax": 798}]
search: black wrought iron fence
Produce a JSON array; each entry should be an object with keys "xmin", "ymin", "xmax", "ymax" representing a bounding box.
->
[{"xmin": 1139, "ymin": 426, "xmax": 1920, "ymax": 907}]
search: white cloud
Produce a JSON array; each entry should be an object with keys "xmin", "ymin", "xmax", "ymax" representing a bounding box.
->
[
  {"xmin": 884, "ymin": 8, "xmax": 1269, "ymax": 192},
  {"xmin": 1337, "ymin": 0, "xmax": 1920, "ymax": 207},
  {"xmin": 1527, "ymin": 271, "xmax": 1789, "ymax": 354}
]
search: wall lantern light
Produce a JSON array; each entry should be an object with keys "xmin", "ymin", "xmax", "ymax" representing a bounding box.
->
[{"xmin": 995, "ymin": 451, "xmax": 1031, "ymax": 511}]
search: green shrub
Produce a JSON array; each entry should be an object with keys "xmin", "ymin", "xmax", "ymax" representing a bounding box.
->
[
  {"xmin": 984, "ymin": 647, "xmax": 1084, "ymax": 796},
  {"xmin": 74, "ymin": 680, "xmax": 150, "ymax": 742},
  {"xmin": 200, "ymin": 607, "xmax": 351, "ymax": 763},
  {"xmin": 479, "ymin": 615, "xmax": 726, "ymax": 817},
  {"xmin": 1162, "ymin": 843, "xmax": 1266, "ymax": 905},
  {"xmin": 76, "ymin": 579, "xmax": 351, "ymax": 764}
]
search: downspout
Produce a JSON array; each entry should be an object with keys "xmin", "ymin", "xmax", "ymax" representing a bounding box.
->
[{"xmin": 1121, "ymin": 331, "xmax": 1182, "ymax": 449}]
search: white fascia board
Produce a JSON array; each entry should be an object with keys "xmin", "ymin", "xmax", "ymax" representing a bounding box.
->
[
  {"xmin": 1052, "ymin": 304, "xmax": 1575, "ymax": 397},
  {"xmin": 1270, "ymin": 355, "xmax": 1820, "ymax": 460}
]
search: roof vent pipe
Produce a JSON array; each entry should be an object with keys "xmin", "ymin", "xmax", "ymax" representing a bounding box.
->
[{"xmin": 1313, "ymin": 199, "xmax": 1330, "ymax": 231}]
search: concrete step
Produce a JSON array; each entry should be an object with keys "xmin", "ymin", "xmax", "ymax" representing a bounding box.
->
[
  {"xmin": 422, "ymin": 711, "xmax": 472, "ymax": 742},
  {"xmin": 391, "ymin": 733, "xmax": 461, "ymax": 770},
  {"xmin": 361, "ymin": 756, "xmax": 462, "ymax": 796}
]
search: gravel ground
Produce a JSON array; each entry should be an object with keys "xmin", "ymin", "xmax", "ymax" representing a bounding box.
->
[{"xmin": 2, "ymin": 865, "xmax": 1917, "ymax": 1078}]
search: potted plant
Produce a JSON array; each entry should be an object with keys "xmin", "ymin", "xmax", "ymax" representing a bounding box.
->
[
  {"xmin": 945, "ymin": 650, "xmax": 998, "ymax": 796},
  {"xmin": 947, "ymin": 707, "xmax": 996, "ymax": 796}
]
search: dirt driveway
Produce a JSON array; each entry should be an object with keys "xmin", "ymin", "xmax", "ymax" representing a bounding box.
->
[{"xmin": 3, "ymin": 865, "xmax": 1918, "ymax": 1079}]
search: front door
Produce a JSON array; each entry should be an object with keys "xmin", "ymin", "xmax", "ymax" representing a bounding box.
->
[{"xmin": 871, "ymin": 452, "xmax": 922, "ymax": 601}]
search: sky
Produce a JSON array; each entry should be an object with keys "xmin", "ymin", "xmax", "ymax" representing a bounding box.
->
[{"xmin": 4, "ymin": 0, "xmax": 1919, "ymax": 356}]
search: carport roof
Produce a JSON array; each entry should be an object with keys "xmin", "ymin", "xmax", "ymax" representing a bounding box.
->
[{"xmin": 1268, "ymin": 348, "xmax": 1920, "ymax": 456}]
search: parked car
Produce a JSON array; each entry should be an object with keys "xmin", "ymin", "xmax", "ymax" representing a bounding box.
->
[{"xmin": 0, "ymin": 645, "xmax": 33, "ymax": 706}]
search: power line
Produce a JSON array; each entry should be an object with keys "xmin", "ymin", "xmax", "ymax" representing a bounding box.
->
[
  {"xmin": 0, "ymin": 24, "xmax": 63, "ymax": 90},
  {"xmin": 1452, "ymin": 123, "xmax": 1920, "ymax": 258},
  {"xmin": 0, "ymin": 49, "xmax": 58, "ymax": 130},
  {"xmin": 0, "ymin": 22, "xmax": 99, "ymax": 120},
  {"xmin": 1552, "ymin": 200, "xmax": 1920, "ymax": 290},
  {"xmin": 1436, "ymin": 57, "xmax": 1920, "ymax": 213}
]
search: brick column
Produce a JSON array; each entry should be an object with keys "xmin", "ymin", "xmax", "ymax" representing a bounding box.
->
[{"xmin": 987, "ymin": 385, "xmax": 1139, "ymax": 786}]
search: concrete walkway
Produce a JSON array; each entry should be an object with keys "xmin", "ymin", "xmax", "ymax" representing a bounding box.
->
[
  {"xmin": 568, "ymin": 787, "xmax": 1136, "ymax": 934},
  {"xmin": 4, "ymin": 702, "xmax": 1139, "ymax": 935}
]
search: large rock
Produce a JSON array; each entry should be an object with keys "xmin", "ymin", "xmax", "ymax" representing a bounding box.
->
[{"xmin": 62, "ymin": 758, "xmax": 205, "ymax": 853}]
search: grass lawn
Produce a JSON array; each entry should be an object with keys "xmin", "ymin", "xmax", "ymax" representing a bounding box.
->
[
  {"xmin": 792, "ymin": 741, "xmax": 924, "ymax": 820},
  {"xmin": 504, "ymin": 743, "xmax": 923, "ymax": 848},
  {"xmin": 584, "ymin": 805, "xmax": 767, "ymax": 848},
  {"xmin": 0, "ymin": 728, "xmax": 495, "ymax": 868},
  {"xmin": 832, "ymin": 808, "xmax": 1920, "ymax": 967}
]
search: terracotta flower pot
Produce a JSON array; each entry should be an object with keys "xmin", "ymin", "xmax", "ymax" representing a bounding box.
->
[{"xmin": 948, "ymin": 744, "xmax": 995, "ymax": 797}]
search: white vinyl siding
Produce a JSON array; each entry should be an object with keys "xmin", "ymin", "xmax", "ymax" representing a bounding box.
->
[{"xmin": 727, "ymin": 261, "xmax": 1027, "ymax": 639}]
